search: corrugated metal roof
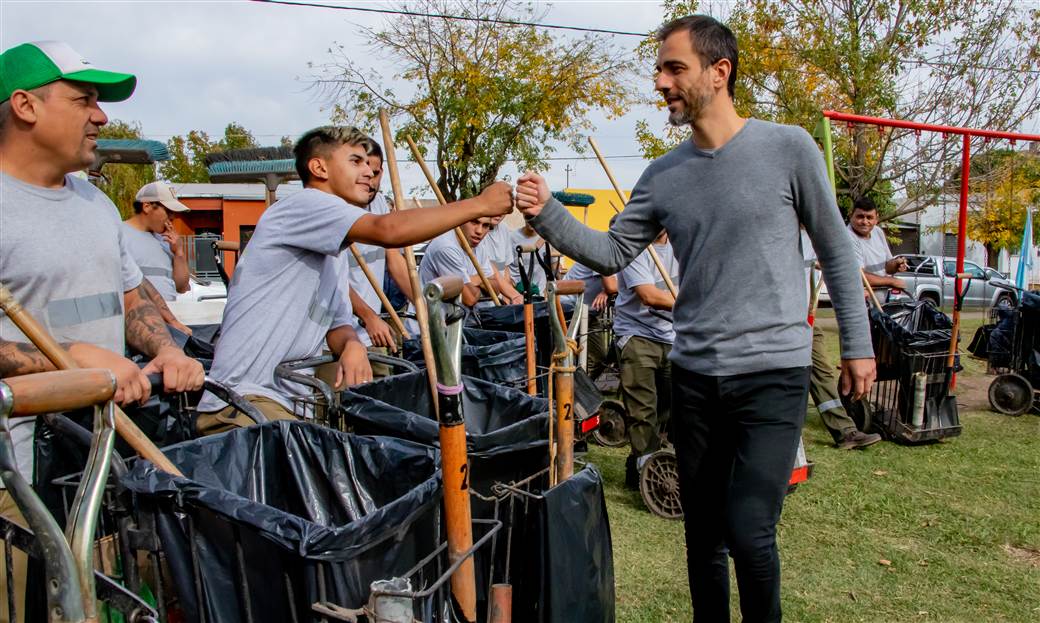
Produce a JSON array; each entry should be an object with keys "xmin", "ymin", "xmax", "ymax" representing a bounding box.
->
[{"xmin": 172, "ymin": 182, "xmax": 305, "ymax": 200}]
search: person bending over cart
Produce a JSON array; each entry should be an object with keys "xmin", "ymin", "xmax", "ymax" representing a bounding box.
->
[
  {"xmin": 615, "ymin": 231, "xmax": 678, "ymax": 488},
  {"xmin": 196, "ymin": 126, "xmax": 512, "ymax": 434},
  {"xmin": 418, "ymin": 216, "xmax": 494, "ymax": 308},
  {"xmin": 0, "ymin": 40, "xmax": 205, "ymax": 622},
  {"xmin": 516, "ymin": 16, "xmax": 874, "ymax": 622},
  {"xmin": 479, "ymin": 214, "xmax": 525, "ymax": 305}
]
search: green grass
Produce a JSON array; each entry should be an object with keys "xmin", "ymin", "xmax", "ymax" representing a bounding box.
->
[{"xmin": 591, "ymin": 312, "xmax": 1040, "ymax": 622}]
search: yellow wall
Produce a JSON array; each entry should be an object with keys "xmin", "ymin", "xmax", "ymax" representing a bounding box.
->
[{"xmin": 557, "ymin": 188, "xmax": 631, "ymax": 267}]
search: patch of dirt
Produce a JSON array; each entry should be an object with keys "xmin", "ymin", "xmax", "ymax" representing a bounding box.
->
[
  {"xmin": 954, "ymin": 367, "xmax": 992, "ymax": 412},
  {"xmin": 1003, "ymin": 544, "xmax": 1040, "ymax": 568}
]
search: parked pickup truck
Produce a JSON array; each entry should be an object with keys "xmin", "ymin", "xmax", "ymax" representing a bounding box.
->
[{"xmin": 888, "ymin": 254, "xmax": 1017, "ymax": 309}]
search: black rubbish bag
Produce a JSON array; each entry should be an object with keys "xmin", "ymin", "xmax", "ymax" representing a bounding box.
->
[
  {"xmin": 402, "ymin": 328, "xmax": 528, "ymax": 389},
  {"xmin": 872, "ymin": 302, "xmax": 954, "ymax": 381},
  {"xmin": 471, "ymin": 300, "xmax": 573, "ymax": 394},
  {"xmin": 509, "ymin": 466, "xmax": 615, "ymax": 623},
  {"xmin": 121, "ymin": 421, "xmax": 442, "ymax": 623},
  {"xmin": 340, "ymin": 371, "xmax": 549, "ymax": 500}
]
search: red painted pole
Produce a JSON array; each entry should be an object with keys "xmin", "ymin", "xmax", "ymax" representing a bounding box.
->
[
  {"xmin": 822, "ymin": 111, "xmax": 1040, "ymax": 143},
  {"xmin": 947, "ymin": 134, "xmax": 972, "ymax": 389}
]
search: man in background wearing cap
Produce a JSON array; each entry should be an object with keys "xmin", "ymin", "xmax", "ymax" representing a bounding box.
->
[
  {"xmin": 0, "ymin": 41, "xmax": 204, "ymax": 622},
  {"xmin": 123, "ymin": 181, "xmax": 193, "ymax": 334}
]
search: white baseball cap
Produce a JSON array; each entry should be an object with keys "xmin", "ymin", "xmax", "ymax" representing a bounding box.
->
[{"xmin": 135, "ymin": 181, "xmax": 190, "ymax": 212}]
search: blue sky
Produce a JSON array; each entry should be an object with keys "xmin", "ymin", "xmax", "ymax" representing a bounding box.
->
[{"xmin": 1, "ymin": 0, "xmax": 672, "ymax": 193}]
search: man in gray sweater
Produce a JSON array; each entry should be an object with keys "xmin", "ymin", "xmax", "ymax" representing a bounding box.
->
[{"xmin": 516, "ymin": 15, "xmax": 875, "ymax": 623}]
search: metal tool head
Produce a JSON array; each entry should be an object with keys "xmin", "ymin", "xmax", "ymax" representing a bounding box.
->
[{"xmin": 425, "ymin": 277, "xmax": 466, "ymax": 390}]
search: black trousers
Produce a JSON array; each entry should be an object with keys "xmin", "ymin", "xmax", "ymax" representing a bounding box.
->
[{"xmin": 671, "ymin": 365, "xmax": 810, "ymax": 623}]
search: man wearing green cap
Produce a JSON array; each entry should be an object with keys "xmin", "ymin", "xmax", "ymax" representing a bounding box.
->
[{"xmin": 0, "ymin": 41, "xmax": 203, "ymax": 622}]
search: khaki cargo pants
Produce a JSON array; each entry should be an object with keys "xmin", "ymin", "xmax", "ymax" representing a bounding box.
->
[
  {"xmin": 0, "ymin": 491, "xmax": 26, "ymax": 623},
  {"xmin": 618, "ymin": 335, "xmax": 672, "ymax": 457},
  {"xmin": 196, "ymin": 395, "xmax": 297, "ymax": 436}
]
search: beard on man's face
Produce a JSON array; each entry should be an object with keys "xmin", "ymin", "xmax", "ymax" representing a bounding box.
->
[{"xmin": 665, "ymin": 85, "xmax": 712, "ymax": 127}]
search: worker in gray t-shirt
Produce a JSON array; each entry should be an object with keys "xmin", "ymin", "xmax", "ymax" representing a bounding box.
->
[
  {"xmin": 197, "ymin": 126, "xmax": 514, "ymax": 434},
  {"xmin": 122, "ymin": 181, "xmax": 191, "ymax": 302},
  {"xmin": 613, "ymin": 234, "xmax": 678, "ymax": 487},
  {"xmin": 481, "ymin": 215, "xmax": 524, "ymax": 305},
  {"xmin": 847, "ymin": 196, "xmax": 907, "ymax": 292},
  {"xmin": 562, "ymin": 261, "xmax": 617, "ymax": 379},
  {"xmin": 418, "ymin": 217, "xmax": 492, "ymax": 307}
]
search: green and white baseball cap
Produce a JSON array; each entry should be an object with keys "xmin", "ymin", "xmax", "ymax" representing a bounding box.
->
[{"xmin": 0, "ymin": 41, "xmax": 136, "ymax": 103}]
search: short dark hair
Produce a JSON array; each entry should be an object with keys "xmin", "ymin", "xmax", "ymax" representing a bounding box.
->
[
  {"xmin": 366, "ymin": 140, "xmax": 383, "ymax": 162},
  {"xmin": 852, "ymin": 196, "xmax": 878, "ymax": 213},
  {"xmin": 656, "ymin": 15, "xmax": 739, "ymax": 98},
  {"xmin": 293, "ymin": 125, "xmax": 374, "ymax": 185},
  {"xmin": 132, "ymin": 200, "xmax": 145, "ymax": 214}
]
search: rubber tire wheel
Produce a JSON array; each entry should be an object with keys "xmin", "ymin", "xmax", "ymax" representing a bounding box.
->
[
  {"xmin": 639, "ymin": 449, "xmax": 683, "ymax": 520},
  {"xmin": 995, "ymin": 294, "xmax": 1015, "ymax": 310},
  {"xmin": 590, "ymin": 400, "xmax": 628, "ymax": 447},
  {"xmin": 988, "ymin": 373, "xmax": 1034, "ymax": 416}
]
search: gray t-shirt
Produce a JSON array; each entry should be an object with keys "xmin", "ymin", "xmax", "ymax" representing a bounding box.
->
[
  {"xmin": 847, "ymin": 224, "xmax": 892, "ymax": 276},
  {"xmin": 564, "ymin": 261, "xmax": 607, "ymax": 306},
  {"xmin": 613, "ymin": 242, "xmax": 678, "ymax": 344},
  {"xmin": 199, "ymin": 189, "xmax": 364, "ymax": 412},
  {"xmin": 1, "ymin": 172, "xmax": 143, "ymax": 483},
  {"xmin": 122, "ymin": 223, "xmax": 178, "ymax": 301},
  {"xmin": 509, "ymin": 229, "xmax": 547, "ymax": 294},
  {"xmin": 419, "ymin": 230, "xmax": 477, "ymax": 287},
  {"xmin": 528, "ymin": 118, "xmax": 871, "ymax": 375},
  {"xmin": 482, "ymin": 223, "xmax": 513, "ymax": 271},
  {"xmin": 341, "ymin": 192, "xmax": 392, "ymax": 346}
]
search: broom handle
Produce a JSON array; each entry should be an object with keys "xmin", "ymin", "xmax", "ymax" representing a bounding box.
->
[
  {"xmin": 860, "ymin": 269, "xmax": 884, "ymax": 312},
  {"xmin": 404, "ymin": 136, "xmax": 502, "ymax": 306},
  {"xmin": 379, "ymin": 110, "xmax": 440, "ymax": 415},
  {"xmin": 348, "ymin": 244, "xmax": 410, "ymax": 339},
  {"xmin": 0, "ymin": 284, "xmax": 183, "ymax": 477},
  {"xmin": 606, "ymin": 200, "xmax": 678, "ymax": 302},
  {"xmin": 591, "ymin": 137, "xmax": 678, "ymax": 300}
]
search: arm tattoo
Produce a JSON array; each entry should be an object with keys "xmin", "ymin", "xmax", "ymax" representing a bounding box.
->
[
  {"xmin": 124, "ymin": 287, "xmax": 176, "ymax": 357},
  {"xmin": 140, "ymin": 279, "xmax": 180, "ymax": 326},
  {"xmin": 0, "ymin": 339, "xmax": 69, "ymax": 377}
]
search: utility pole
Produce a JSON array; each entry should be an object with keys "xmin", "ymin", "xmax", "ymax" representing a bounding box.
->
[{"xmin": 564, "ymin": 164, "xmax": 574, "ymax": 189}]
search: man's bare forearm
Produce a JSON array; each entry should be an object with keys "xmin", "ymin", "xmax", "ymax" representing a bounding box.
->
[
  {"xmin": 124, "ymin": 286, "xmax": 177, "ymax": 357},
  {"xmin": 326, "ymin": 324, "xmax": 363, "ymax": 356},
  {"xmin": 346, "ymin": 198, "xmax": 489, "ymax": 248},
  {"xmin": 349, "ymin": 288, "xmax": 379, "ymax": 324},
  {"xmin": 172, "ymin": 249, "xmax": 190, "ymax": 293},
  {"xmin": 139, "ymin": 279, "xmax": 182, "ymax": 327},
  {"xmin": 0, "ymin": 339, "xmax": 62, "ymax": 377}
]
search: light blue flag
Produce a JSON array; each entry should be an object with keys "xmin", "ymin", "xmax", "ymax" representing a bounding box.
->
[{"xmin": 1016, "ymin": 211, "xmax": 1033, "ymax": 290}]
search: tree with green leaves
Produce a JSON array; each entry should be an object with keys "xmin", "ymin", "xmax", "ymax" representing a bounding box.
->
[
  {"xmin": 309, "ymin": 0, "xmax": 636, "ymax": 201},
  {"xmin": 962, "ymin": 149, "xmax": 1040, "ymax": 265},
  {"xmin": 636, "ymin": 0, "xmax": 1040, "ymax": 219},
  {"xmin": 160, "ymin": 122, "xmax": 259, "ymax": 183},
  {"xmin": 96, "ymin": 120, "xmax": 156, "ymax": 219}
]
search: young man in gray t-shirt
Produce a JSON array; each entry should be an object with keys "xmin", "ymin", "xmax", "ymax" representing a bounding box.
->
[
  {"xmin": 417, "ymin": 217, "xmax": 492, "ymax": 307},
  {"xmin": 197, "ymin": 126, "xmax": 513, "ymax": 433}
]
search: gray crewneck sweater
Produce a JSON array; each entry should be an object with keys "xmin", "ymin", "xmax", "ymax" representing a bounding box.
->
[{"xmin": 530, "ymin": 118, "xmax": 872, "ymax": 375}]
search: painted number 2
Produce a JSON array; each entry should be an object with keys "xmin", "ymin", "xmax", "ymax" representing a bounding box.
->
[{"xmin": 458, "ymin": 463, "xmax": 469, "ymax": 491}]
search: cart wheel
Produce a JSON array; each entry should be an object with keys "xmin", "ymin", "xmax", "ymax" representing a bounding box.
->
[
  {"xmin": 988, "ymin": 374, "xmax": 1034, "ymax": 416},
  {"xmin": 639, "ymin": 449, "xmax": 683, "ymax": 520},
  {"xmin": 591, "ymin": 400, "xmax": 628, "ymax": 447}
]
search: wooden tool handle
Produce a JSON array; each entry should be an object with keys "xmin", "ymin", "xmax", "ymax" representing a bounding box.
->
[
  {"xmin": 553, "ymin": 279, "xmax": 586, "ymax": 296},
  {"xmin": 213, "ymin": 240, "xmax": 240, "ymax": 251},
  {"xmin": 404, "ymin": 135, "xmax": 502, "ymax": 306},
  {"xmin": 3, "ymin": 369, "xmax": 115, "ymax": 417},
  {"xmin": 516, "ymin": 243, "xmax": 541, "ymax": 254},
  {"xmin": 0, "ymin": 283, "xmax": 184, "ymax": 477},
  {"xmin": 429, "ymin": 276, "xmax": 465, "ymax": 301},
  {"xmin": 349, "ymin": 244, "xmax": 410, "ymax": 339},
  {"xmin": 380, "ymin": 111, "xmax": 440, "ymax": 415},
  {"xmin": 860, "ymin": 269, "xmax": 884, "ymax": 311}
]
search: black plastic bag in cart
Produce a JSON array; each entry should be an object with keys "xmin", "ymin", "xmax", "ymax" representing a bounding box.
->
[
  {"xmin": 509, "ymin": 466, "xmax": 616, "ymax": 623},
  {"xmin": 340, "ymin": 371, "xmax": 550, "ymax": 503},
  {"xmin": 470, "ymin": 300, "xmax": 573, "ymax": 394},
  {"xmin": 871, "ymin": 302, "xmax": 954, "ymax": 381},
  {"xmin": 402, "ymin": 327, "xmax": 529, "ymax": 389},
  {"xmin": 121, "ymin": 421, "xmax": 442, "ymax": 623}
]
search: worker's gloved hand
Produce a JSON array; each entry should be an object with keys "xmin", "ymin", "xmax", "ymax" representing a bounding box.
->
[
  {"xmin": 478, "ymin": 181, "xmax": 515, "ymax": 217},
  {"xmin": 68, "ymin": 343, "xmax": 152, "ymax": 405},
  {"xmin": 142, "ymin": 346, "xmax": 205, "ymax": 395},
  {"xmin": 516, "ymin": 172, "xmax": 551, "ymax": 219}
]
